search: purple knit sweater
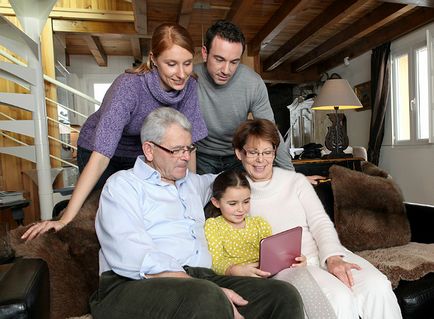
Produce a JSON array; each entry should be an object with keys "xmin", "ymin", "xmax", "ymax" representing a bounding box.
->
[{"xmin": 78, "ymin": 69, "xmax": 208, "ymax": 158}]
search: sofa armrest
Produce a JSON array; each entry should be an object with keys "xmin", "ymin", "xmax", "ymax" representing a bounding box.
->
[
  {"xmin": 0, "ymin": 258, "xmax": 50, "ymax": 319},
  {"xmin": 405, "ymin": 202, "xmax": 434, "ymax": 243}
]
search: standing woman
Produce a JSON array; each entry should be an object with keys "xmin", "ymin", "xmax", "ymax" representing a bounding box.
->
[{"xmin": 22, "ymin": 23, "xmax": 207, "ymax": 240}]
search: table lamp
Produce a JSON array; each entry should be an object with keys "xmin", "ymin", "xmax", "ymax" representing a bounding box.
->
[{"xmin": 311, "ymin": 79, "xmax": 362, "ymax": 158}]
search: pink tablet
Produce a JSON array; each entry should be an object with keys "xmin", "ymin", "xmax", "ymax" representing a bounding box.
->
[{"xmin": 259, "ymin": 226, "xmax": 302, "ymax": 275}]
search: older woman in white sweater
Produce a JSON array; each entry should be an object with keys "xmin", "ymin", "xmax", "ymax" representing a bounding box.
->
[{"xmin": 232, "ymin": 118, "xmax": 402, "ymax": 319}]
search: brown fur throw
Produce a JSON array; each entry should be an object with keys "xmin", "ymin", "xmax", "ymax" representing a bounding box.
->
[
  {"xmin": 357, "ymin": 242, "xmax": 434, "ymax": 289},
  {"xmin": 361, "ymin": 161, "xmax": 390, "ymax": 178},
  {"xmin": 9, "ymin": 190, "xmax": 101, "ymax": 319},
  {"xmin": 330, "ymin": 165, "xmax": 411, "ymax": 251}
]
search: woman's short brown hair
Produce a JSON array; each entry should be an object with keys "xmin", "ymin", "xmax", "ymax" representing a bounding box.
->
[{"xmin": 232, "ymin": 119, "xmax": 280, "ymax": 150}]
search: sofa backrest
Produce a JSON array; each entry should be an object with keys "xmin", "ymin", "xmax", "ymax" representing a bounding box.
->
[{"xmin": 313, "ymin": 182, "xmax": 335, "ymax": 221}]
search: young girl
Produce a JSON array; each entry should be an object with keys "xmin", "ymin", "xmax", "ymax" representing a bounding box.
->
[{"xmin": 205, "ymin": 169, "xmax": 336, "ymax": 319}]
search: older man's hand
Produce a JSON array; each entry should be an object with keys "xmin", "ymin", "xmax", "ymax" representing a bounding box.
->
[
  {"xmin": 326, "ymin": 255, "xmax": 361, "ymax": 288},
  {"xmin": 221, "ymin": 287, "xmax": 248, "ymax": 319}
]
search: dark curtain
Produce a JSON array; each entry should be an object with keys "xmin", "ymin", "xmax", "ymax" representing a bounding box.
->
[{"xmin": 367, "ymin": 42, "xmax": 391, "ymax": 165}]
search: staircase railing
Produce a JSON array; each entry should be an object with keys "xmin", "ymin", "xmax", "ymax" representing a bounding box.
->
[
  {"xmin": 0, "ymin": 14, "xmax": 100, "ymax": 218},
  {"xmin": 0, "ymin": 47, "xmax": 100, "ymax": 169}
]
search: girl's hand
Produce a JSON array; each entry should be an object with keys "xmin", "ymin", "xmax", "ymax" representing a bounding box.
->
[
  {"xmin": 292, "ymin": 255, "xmax": 307, "ymax": 267},
  {"xmin": 226, "ymin": 262, "xmax": 271, "ymax": 278}
]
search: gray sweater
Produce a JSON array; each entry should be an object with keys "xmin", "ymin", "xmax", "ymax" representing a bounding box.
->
[{"xmin": 194, "ymin": 63, "xmax": 293, "ymax": 170}]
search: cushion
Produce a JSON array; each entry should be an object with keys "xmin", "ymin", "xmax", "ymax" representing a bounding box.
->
[
  {"xmin": 330, "ymin": 165, "xmax": 410, "ymax": 251},
  {"xmin": 9, "ymin": 190, "xmax": 101, "ymax": 319},
  {"xmin": 361, "ymin": 161, "xmax": 389, "ymax": 178},
  {"xmin": 357, "ymin": 242, "xmax": 434, "ymax": 289}
]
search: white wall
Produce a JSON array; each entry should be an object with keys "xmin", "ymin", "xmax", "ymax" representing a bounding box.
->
[
  {"xmin": 327, "ymin": 52, "xmax": 372, "ymax": 149},
  {"xmin": 380, "ymin": 24, "xmax": 434, "ymax": 205},
  {"xmin": 326, "ymin": 34, "xmax": 434, "ymax": 205}
]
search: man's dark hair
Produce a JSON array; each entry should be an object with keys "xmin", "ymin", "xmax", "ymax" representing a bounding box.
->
[{"xmin": 204, "ymin": 20, "xmax": 245, "ymax": 53}]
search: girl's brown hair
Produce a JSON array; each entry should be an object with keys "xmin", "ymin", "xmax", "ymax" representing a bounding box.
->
[
  {"xmin": 127, "ymin": 23, "xmax": 195, "ymax": 74},
  {"xmin": 208, "ymin": 169, "xmax": 250, "ymax": 218}
]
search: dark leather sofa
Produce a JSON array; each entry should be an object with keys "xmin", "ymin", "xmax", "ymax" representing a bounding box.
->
[
  {"xmin": 0, "ymin": 185, "xmax": 433, "ymax": 319},
  {"xmin": 0, "ymin": 258, "xmax": 49, "ymax": 319}
]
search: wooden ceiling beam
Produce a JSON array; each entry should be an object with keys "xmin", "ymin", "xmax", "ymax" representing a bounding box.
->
[
  {"xmin": 0, "ymin": 4, "xmax": 134, "ymax": 22},
  {"xmin": 317, "ymin": 7, "xmax": 434, "ymax": 73},
  {"xmin": 292, "ymin": 3, "xmax": 413, "ymax": 72},
  {"xmin": 378, "ymin": 0, "xmax": 434, "ymax": 7},
  {"xmin": 261, "ymin": 65, "xmax": 319, "ymax": 84},
  {"xmin": 248, "ymin": 0, "xmax": 309, "ymax": 56},
  {"xmin": 131, "ymin": 0, "xmax": 147, "ymax": 34},
  {"xmin": 130, "ymin": 38, "xmax": 142, "ymax": 63},
  {"xmin": 52, "ymin": 20, "xmax": 141, "ymax": 36},
  {"xmin": 178, "ymin": 0, "xmax": 195, "ymax": 29},
  {"xmin": 226, "ymin": 0, "xmax": 256, "ymax": 25},
  {"xmin": 263, "ymin": 0, "xmax": 365, "ymax": 71},
  {"xmin": 83, "ymin": 35, "xmax": 107, "ymax": 67}
]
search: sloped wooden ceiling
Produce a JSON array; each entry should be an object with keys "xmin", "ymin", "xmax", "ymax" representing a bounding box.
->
[{"xmin": 2, "ymin": 0, "xmax": 434, "ymax": 84}]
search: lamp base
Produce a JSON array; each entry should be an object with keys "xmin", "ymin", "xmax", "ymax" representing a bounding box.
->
[{"xmin": 324, "ymin": 112, "xmax": 349, "ymax": 158}]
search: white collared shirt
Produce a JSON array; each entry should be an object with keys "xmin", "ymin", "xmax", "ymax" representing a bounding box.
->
[{"xmin": 96, "ymin": 156, "xmax": 215, "ymax": 279}]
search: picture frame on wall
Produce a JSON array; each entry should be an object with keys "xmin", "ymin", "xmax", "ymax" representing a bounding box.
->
[{"xmin": 354, "ymin": 81, "xmax": 371, "ymax": 111}]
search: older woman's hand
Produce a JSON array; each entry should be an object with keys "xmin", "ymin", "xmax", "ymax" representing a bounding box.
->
[
  {"xmin": 326, "ymin": 255, "xmax": 361, "ymax": 288},
  {"xmin": 226, "ymin": 263, "xmax": 271, "ymax": 278},
  {"xmin": 21, "ymin": 220, "xmax": 66, "ymax": 241}
]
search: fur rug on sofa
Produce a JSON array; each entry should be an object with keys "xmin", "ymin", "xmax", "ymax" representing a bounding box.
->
[
  {"xmin": 357, "ymin": 242, "xmax": 434, "ymax": 289},
  {"xmin": 9, "ymin": 190, "xmax": 101, "ymax": 319}
]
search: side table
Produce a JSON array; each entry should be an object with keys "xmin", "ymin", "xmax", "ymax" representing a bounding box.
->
[
  {"xmin": 0, "ymin": 199, "xmax": 31, "ymax": 226},
  {"xmin": 292, "ymin": 157, "xmax": 364, "ymax": 176}
]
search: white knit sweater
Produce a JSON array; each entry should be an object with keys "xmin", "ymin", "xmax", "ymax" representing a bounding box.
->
[{"xmin": 248, "ymin": 167, "xmax": 346, "ymax": 267}]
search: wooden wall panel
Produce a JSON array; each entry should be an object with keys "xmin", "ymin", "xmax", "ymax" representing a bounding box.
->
[
  {"xmin": 0, "ymin": 42, "xmax": 37, "ymax": 229},
  {"xmin": 0, "ymin": 78, "xmax": 39, "ymax": 228}
]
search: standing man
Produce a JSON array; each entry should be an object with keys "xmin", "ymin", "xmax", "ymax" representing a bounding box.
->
[
  {"xmin": 90, "ymin": 107, "xmax": 304, "ymax": 319},
  {"xmin": 194, "ymin": 20, "xmax": 293, "ymax": 174}
]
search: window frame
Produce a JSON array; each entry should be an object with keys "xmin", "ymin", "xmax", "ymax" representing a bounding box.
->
[{"xmin": 391, "ymin": 39, "xmax": 431, "ymax": 146}]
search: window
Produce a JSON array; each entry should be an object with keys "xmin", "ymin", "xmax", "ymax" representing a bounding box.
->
[
  {"xmin": 392, "ymin": 53, "xmax": 411, "ymax": 141},
  {"xmin": 416, "ymin": 47, "xmax": 429, "ymax": 140},
  {"xmin": 93, "ymin": 83, "xmax": 111, "ymax": 111},
  {"xmin": 391, "ymin": 28, "xmax": 434, "ymax": 145}
]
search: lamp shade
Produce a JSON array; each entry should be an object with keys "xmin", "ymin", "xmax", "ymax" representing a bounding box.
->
[{"xmin": 311, "ymin": 79, "xmax": 363, "ymax": 110}]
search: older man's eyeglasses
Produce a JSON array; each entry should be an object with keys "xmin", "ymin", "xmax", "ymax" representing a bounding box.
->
[
  {"xmin": 242, "ymin": 148, "xmax": 275, "ymax": 158},
  {"xmin": 151, "ymin": 142, "xmax": 196, "ymax": 157}
]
